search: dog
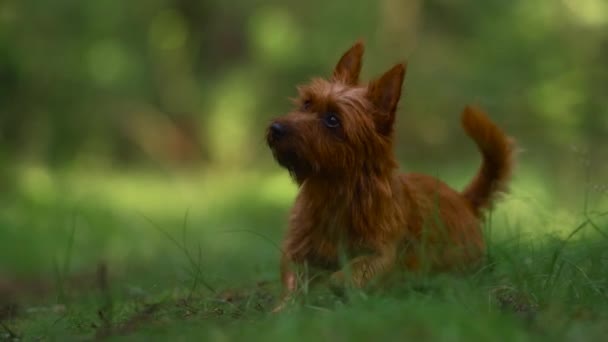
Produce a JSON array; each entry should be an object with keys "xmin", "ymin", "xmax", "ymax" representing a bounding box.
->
[{"xmin": 266, "ymin": 41, "xmax": 514, "ymax": 311}]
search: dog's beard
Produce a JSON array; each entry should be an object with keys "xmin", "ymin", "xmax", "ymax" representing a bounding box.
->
[{"xmin": 271, "ymin": 147, "xmax": 312, "ymax": 184}]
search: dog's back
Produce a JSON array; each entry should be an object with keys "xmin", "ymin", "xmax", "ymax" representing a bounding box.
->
[{"xmin": 397, "ymin": 106, "xmax": 513, "ymax": 271}]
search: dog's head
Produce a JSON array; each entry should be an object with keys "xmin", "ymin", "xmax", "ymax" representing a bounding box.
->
[{"xmin": 266, "ymin": 41, "xmax": 406, "ymax": 184}]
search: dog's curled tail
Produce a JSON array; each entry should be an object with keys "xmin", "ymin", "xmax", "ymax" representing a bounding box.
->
[{"xmin": 461, "ymin": 105, "xmax": 514, "ymax": 215}]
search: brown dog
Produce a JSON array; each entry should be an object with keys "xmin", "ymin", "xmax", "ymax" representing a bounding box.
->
[{"xmin": 266, "ymin": 41, "xmax": 514, "ymax": 310}]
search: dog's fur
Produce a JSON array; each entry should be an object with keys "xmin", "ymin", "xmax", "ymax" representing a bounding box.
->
[{"xmin": 266, "ymin": 41, "xmax": 514, "ymax": 309}]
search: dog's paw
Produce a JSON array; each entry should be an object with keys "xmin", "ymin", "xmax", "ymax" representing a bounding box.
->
[
  {"xmin": 271, "ymin": 295, "xmax": 295, "ymax": 314},
  {"xmin": 271, "ymin": 302, "xmax": 287, "ymax": 314}
]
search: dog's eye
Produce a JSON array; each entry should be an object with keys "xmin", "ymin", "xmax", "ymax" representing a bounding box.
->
[
  {"xmin": 301, "ymin": 100, "xmax": 311, "ymax": 111},
  {"xmin": 323, "ymin": 112, "xmax": 340, "ymax": 128}
]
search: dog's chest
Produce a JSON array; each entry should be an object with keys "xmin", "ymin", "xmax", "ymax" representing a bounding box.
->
[{"xmin": 295, "ymin": 201, "xmax": 370, "ymax": 268}]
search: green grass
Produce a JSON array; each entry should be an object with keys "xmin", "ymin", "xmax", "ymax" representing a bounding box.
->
[{"xmin": 1, "ymin": 164, "xmax": 607, "ymax": 341}]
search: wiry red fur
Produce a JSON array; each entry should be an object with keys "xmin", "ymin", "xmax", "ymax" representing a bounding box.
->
[{"xmin": 266, "ymin": 41, "xmax": 514, "ymax": 311}]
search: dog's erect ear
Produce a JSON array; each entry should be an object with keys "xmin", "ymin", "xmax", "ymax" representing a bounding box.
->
[
  {"xmin": 332, "ymin": 41, "xmax": 365, "ymax": 85},
  {"xmin": 367, "ymin": 63, "xmax": 406, "ymax": 134}
]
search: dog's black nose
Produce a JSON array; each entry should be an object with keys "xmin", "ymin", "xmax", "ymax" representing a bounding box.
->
[{"xmin": 270, "ymin": 122, "xmax": 286, "ymax": 139}]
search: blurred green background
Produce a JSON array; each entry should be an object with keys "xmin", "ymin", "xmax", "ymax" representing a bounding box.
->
[{"xmin": 0, "ymin": 0, "xmax": 607, "ymax": 285}]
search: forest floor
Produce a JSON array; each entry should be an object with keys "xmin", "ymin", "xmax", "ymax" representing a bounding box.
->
[{"xmin": 1, "ymin": 166, "xmax": 607, "ymax": 341}]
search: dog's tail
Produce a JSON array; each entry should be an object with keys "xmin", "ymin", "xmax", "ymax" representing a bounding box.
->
[{"xmin": 460, "ymin": 105, "xmax": 514, "ymax": 216}]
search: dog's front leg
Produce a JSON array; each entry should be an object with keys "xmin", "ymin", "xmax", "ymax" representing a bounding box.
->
[
  {"xmin": 272, "ymin": 253, "xmax": 299, "ymax": 313},
  {"xmin": 273, "ymin": 253, "xmax": 330, "ymax": 312},
  {"xmin": 330, "ymin": 246, "xmax": 397, "ymax": 291}
]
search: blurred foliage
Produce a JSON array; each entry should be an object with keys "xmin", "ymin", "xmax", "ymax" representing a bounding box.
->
[{"xmin": 0, "ymin": 0, "xmax": 607, "ymax": 183}]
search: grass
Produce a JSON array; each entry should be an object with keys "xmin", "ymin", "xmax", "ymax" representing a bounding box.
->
[{"xmin": 1, "ymin": 163, "xmax": 607, "ymax": 341}]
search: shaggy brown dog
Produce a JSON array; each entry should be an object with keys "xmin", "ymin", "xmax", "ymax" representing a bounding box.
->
[{"xmin": 266, "ymin": 41, "xmax": 514, "ymax": 311}]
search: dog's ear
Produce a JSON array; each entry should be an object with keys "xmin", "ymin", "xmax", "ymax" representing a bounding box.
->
[
  {"xmin": 332, "ymin": 41, "xmax": 365, "ymax": 85},
  {"xmin": 367, "ymin": 63, "xmax": 406, "ymax": 135}
]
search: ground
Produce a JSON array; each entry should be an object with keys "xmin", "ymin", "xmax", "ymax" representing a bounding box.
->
[{"xmin": 1, "ymin": 165, "xmax": 607, "ymax": 341}]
